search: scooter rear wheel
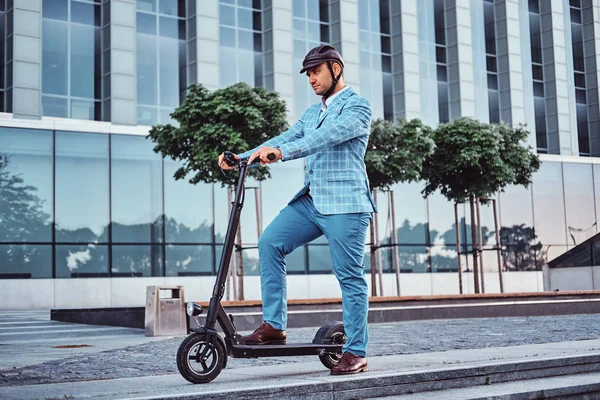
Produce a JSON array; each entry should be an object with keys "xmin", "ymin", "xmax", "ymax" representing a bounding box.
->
[
  {"xmin": 313, "ymin": 321, "xmax": 347, "ymax": 369},
  {"xmin": 176, "ymin": 333, "xmax": 226, "ymax": 384}
]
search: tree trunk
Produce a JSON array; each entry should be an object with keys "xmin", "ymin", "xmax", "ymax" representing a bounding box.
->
[
  {"xmin": 454, "ymin": 202, "xmax": 463, "ymax": 294},
  {"xmin": 469, "ymin": 196, "xmax": 480, "ymax": 293},
  {"xmin": 476, "ymin": 197, "xmax": 485, "ymax": 293},
  {"xmin": 370, "ymin": 191, "xmax": 377, "ymax": 296},
  {"xmin": 390, "ymin": 191, "xmax": 401, "ymax": 296},
  {"xmin": 492, "ymin": 199, "xmax": 505, "ymax": 293}
]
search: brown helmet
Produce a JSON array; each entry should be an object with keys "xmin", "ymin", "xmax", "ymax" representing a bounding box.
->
[
  {"xmin": 299, "ymin": 45, "xmax": 345, "ymax": 74},
  {"xmin": 300, "ymin": 45, "xmax": 345, "ymax": 99}
]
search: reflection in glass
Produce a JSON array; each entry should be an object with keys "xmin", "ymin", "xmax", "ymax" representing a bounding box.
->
[
  {"xmin": 112, "ymin": 245, "xmax": 163, "ymax": 276},
  {"xmin": 42, "ymin": 96, "xmax": 68, "ymax": 118},
  {"xmin": 0, "ymin": 244, "xmax": 52, "ymax": 278},
  {"xmin": 166, "ymin": 245, "xmax": 214, "ymax": 276},
  {"xmin": 55, "ymin": 132, "xmax": 109, "ymax": 243},
  {"xmin": 308, "ymin": 244, "xmax": 333, "ymax": 273},
  {"xmin": 563, "ymin": 163, "xmax": 596, "ymax": 245},
  {"xmin": 0, "ymin": 128, "xmax": 53, "ymax": 243},
  {"xmin": 42, "ymin": 19, "xmax": 68, "ymax": 96},
  {"xmin": 531, "ymin": 162, "xmax": 567, "ymax": 245},
  {"xmin": 56, "ymin": 244, "xmax": 108, "ymax": 278},
  {"xmin": 381, "ymin": 245, "xmax": 429, "ymax": 273},
  {"xmin": 111, "ymin": 135, "xmax": 163, "ymax": 243},
  {"xmin": 164, "ymin": 159, "xmax": 213, "ymax": 243}
]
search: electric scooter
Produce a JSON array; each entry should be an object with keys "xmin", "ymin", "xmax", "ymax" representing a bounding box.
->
[{"xmin": 176, "ymin": 151, "xmax": 346, "ymax": 384}]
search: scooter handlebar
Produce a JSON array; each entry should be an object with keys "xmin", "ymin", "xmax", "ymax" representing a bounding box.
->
[{"xmin": 223, "ymin": 151, "xmax": 276, "ymax": 167}]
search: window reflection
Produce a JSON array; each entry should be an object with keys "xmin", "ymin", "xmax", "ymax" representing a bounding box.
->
[
  {"xmin": 136, "ymin": 0, "xmax": 186, "ymax": 123},
  {"xmin": 563, "ymin": 163, "xmax": 596, "ymax": 245},
  {"xmin": 0, "ymin": 128, "xmax": 53, "ymax": 243},
  {"xmin": 112, "ymin": 245, "xmax": 163, "ymax": 276},
  {"xmin": 56, "ymin": 244, "xmax": 108, "ymax": 278},
  {"xmin": 531, "ymin": 161, "xmax": 567, "ymax": 246},
  {"xmin": 111, "ymin": 134, "xmax": 163, "ymax": 243},
  {"xmin": 55, "ymin": 132, "xmax": 109, "ymax": 243},
  {"xmin": 166, "ymin": 245, "xmax": 214, "ymax": 276},
  {"xmin": 164, "ymin": 159, "xmax": 213, "ymax": 243},
  {"xmin": 0, "ymin": 244, "xmax": 53, "ymax": 278},
  {"xmin": 42, "ymin": 0, "xmax": 102, "ymax": 120}
]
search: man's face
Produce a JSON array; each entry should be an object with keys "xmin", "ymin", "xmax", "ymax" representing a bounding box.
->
[{"xmin": 306, "ymin": 62, "xmax": 334, "ymax": 96}]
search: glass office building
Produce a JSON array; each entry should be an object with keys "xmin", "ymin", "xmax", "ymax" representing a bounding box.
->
[{"xmin": 2, "ymin": 0, "xmax": 600, "ymax": 309}]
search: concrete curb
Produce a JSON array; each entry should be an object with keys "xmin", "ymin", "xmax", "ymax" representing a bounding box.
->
[{"xmin": 116, "ymin": 353, "xmax": 600, "ymax": 400}]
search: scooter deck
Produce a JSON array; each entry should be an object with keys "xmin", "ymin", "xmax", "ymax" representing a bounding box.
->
[{"xmin": 229, "ymin": 343, "xmax": 343, "ymax": 358}]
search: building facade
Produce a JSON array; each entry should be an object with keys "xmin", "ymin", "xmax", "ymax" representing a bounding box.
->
[{"xmin": 2, "ymin": 0, "xmax": 600, "ymax": 309}]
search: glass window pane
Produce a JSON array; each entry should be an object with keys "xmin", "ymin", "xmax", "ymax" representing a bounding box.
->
[
  {"xmin": 159, "ymin": 0, "xmax": 178, "ymax": 16},
  {"xmin": 42, "ymin": 19, "xmax": 68, "ymax": 95},
  {"xmin": 71, "ymin": 1, "xmax": 97, "ymax": 25},
  {"xmin": 238, "ymin": 0, "xmax": 252, "ymax": 8},
  {"xmin": 381, "ymin": 245, "xmax": 429, "ymax": 273},
  {"xmin": 307, "ymin": 20, "xmax": 320, "ymax": 42},
  {"xmin": 111, "ymin": 135, "xmax": 163, "ymax": 243},
  {"xmin": 238, "ymin": 7, "xmax": 252, "ymax": 29},
  {"xmin": 358, "ymin": 0, "xmax": 369, "ymax": 30},
  {"xmin": 220, "ymin": 26, "xmax": 236, "ymax": 47},
  {"xmin": 293, "ymin": 18, "xmax": 305, "ymax": 40},
  {"xmin": 220, "ymin": 4, "xmax": 235, "ymax": 27},
  {"xmin": 56, "ymin": 244, "xmax": 108, "ymax": 278},
  {"xmin": 159, "ymin": 36, "xmax": 180, "ymax": 107},
  {"xmin": 219, "ymin": 47, "xmax": 237, "ymax": 87},
  {"xmin": 137, "ymin": 0, "xmax": 156, "ymax": 12},
  {"xmin": 306, "ymin": 0, "xmax": 319, "ymax": 21},
  {"xmin": 42, "ymin": 96, "xmax": 68, "ymax": 118},
  {"xmin": 55, "ymin": 132, "xmax": 109, "ymax": 243},
  {"xmin": 238, "ymin": 29, "xmax": 253, "ymax": 50},
  {"xmin": 159, "ymin": 16, "xmax": 178, "ymax": 38},
  {"xmin": 293, "ymin": 0, "xmax": 305, "ymax": 18},
  {"xmin": 137, "ymin": 34, "xmax": 158, "ymax": 105},
  {"xmin": 563, "ymin": 163, "xmax": 596, "ymax": 245},
  {"xmin": 166, "ymin": 245, "xmax": 214, "ymax": 276},
  {"xmin": 0, "ymin": 128, "xmax": 53, "ymax": 243},
  {"xmin": 308, "ymin": 245, "xmax": 332, "ymax": 273},
  {"xmin": 532, "ymin": 161, "xmax": 567, "ymax": 245},
  {"xmin": 164, "ymin": 159, "xmax": 213, "ymax": 243},
  {"xmin": 70, "ymin": 24, "xmax": 96, "ymax": 99},
  {"xmin": 112, "ymin": 245, "xmax": 163, "ymax": 276},
  {"xmin": 238, "ymin": 50, "xmax": 254, "ymax": 85},
  {"xmin": 43, "ymin": 0, "xmax": 68, "ymax": 21},
  {"xmin": 0, "ymin": 244, "xmax": 52, "ymax": 278},
  {"xmin": 137, "ymin": 106, "xmax": 158, "ymax": 125},
  {"xmin": 137, "ymin": 12, "xmax": 157, "ymax": 34}
]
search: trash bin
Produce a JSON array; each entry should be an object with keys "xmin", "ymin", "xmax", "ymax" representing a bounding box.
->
[{"xmin": 145, "ymin": 285, "xmax": 187, "ymax": 336}]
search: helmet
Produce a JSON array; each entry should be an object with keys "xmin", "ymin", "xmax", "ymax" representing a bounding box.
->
[{"xmin": 299, "ymin": 45, "xmax": 345, "ymax": 74}]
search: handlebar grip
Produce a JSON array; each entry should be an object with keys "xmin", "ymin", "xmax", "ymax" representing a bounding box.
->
[{"xmin": 223, "ymin": 151, "xmax": 238, "ymax": 167}]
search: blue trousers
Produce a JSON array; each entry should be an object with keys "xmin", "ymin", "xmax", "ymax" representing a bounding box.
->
[{"xmin": 257, "ymin": 193, "xmax": 371, "ymax": 357}]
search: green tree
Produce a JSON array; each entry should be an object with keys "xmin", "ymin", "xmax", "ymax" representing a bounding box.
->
[
  {"xmin": 147, "ymin": 82, "xmax": 288, "ymax": 187},
  {"xmin": 146, "ymin": 82, "xmax": 289, "ymax": 300},
  {"xmin": 365, "ymin": 118, "xmax": 435, "ymax": 296},
  {"xmin": 421, "ymin": 118, "xmax": 541, "ymax": 293}
]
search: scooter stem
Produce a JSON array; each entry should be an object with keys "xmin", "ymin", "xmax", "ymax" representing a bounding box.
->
[{"xmin": 204, "ymin": 161, "xmax": 249, "ymax": 330}]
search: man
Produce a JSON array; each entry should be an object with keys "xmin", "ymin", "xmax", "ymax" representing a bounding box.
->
[{"xmin": 218, "ymin": 45, "xmax": 375, "ymax": 375}]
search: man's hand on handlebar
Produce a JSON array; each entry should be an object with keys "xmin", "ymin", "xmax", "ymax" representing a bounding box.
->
[
  {"xmin": 218, "ymin": 152, "xmax": 239, "ymax": 170},
  {"xmin": 248, "ymin": 147, "xmax": 282, "ymax": 166}
]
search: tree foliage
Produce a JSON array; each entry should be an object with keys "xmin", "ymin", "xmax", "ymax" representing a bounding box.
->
[
  {"xmin": 365, "ymin": 118, "xmax": 435, "ymax": 190},
  {"xmin": 421, "ymin": 117, "xmax": 541, "ymax": 203},
  {"xmin": 147, "ymin": 82, "xmax": 289, "ymax": 187}
]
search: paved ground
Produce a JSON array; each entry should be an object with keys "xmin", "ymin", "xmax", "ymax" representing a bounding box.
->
[{"xmin": 2, "ymin": 310, "xmax": 600, "ymax": 388}]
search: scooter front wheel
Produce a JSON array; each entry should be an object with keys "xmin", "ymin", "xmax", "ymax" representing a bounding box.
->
[{"xmin": 176, "ymin": 333, "xmax": 227, "ymax": 384}]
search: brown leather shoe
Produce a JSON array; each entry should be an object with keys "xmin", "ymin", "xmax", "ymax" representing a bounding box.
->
[
  {"xmin": 331, "ymin": 352, "xmax": 368, "ymax": 375},
  {"xmin": 242, "ymin": 322, "xmax": 286, "ymax": 345}
]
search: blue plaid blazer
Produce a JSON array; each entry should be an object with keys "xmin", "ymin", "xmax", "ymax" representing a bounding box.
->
[{"xmin": 239, "ymin": 87, "xmax": 376, "ymax": 215}]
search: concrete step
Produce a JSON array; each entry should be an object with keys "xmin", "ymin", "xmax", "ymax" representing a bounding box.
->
[
  {"xmin": 5, "ymin": 339, "xmax": 600, "ymax": 400},
  {"xmin": 376, "ymin": 372, "xmax": 600, "ymax": 399}
]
